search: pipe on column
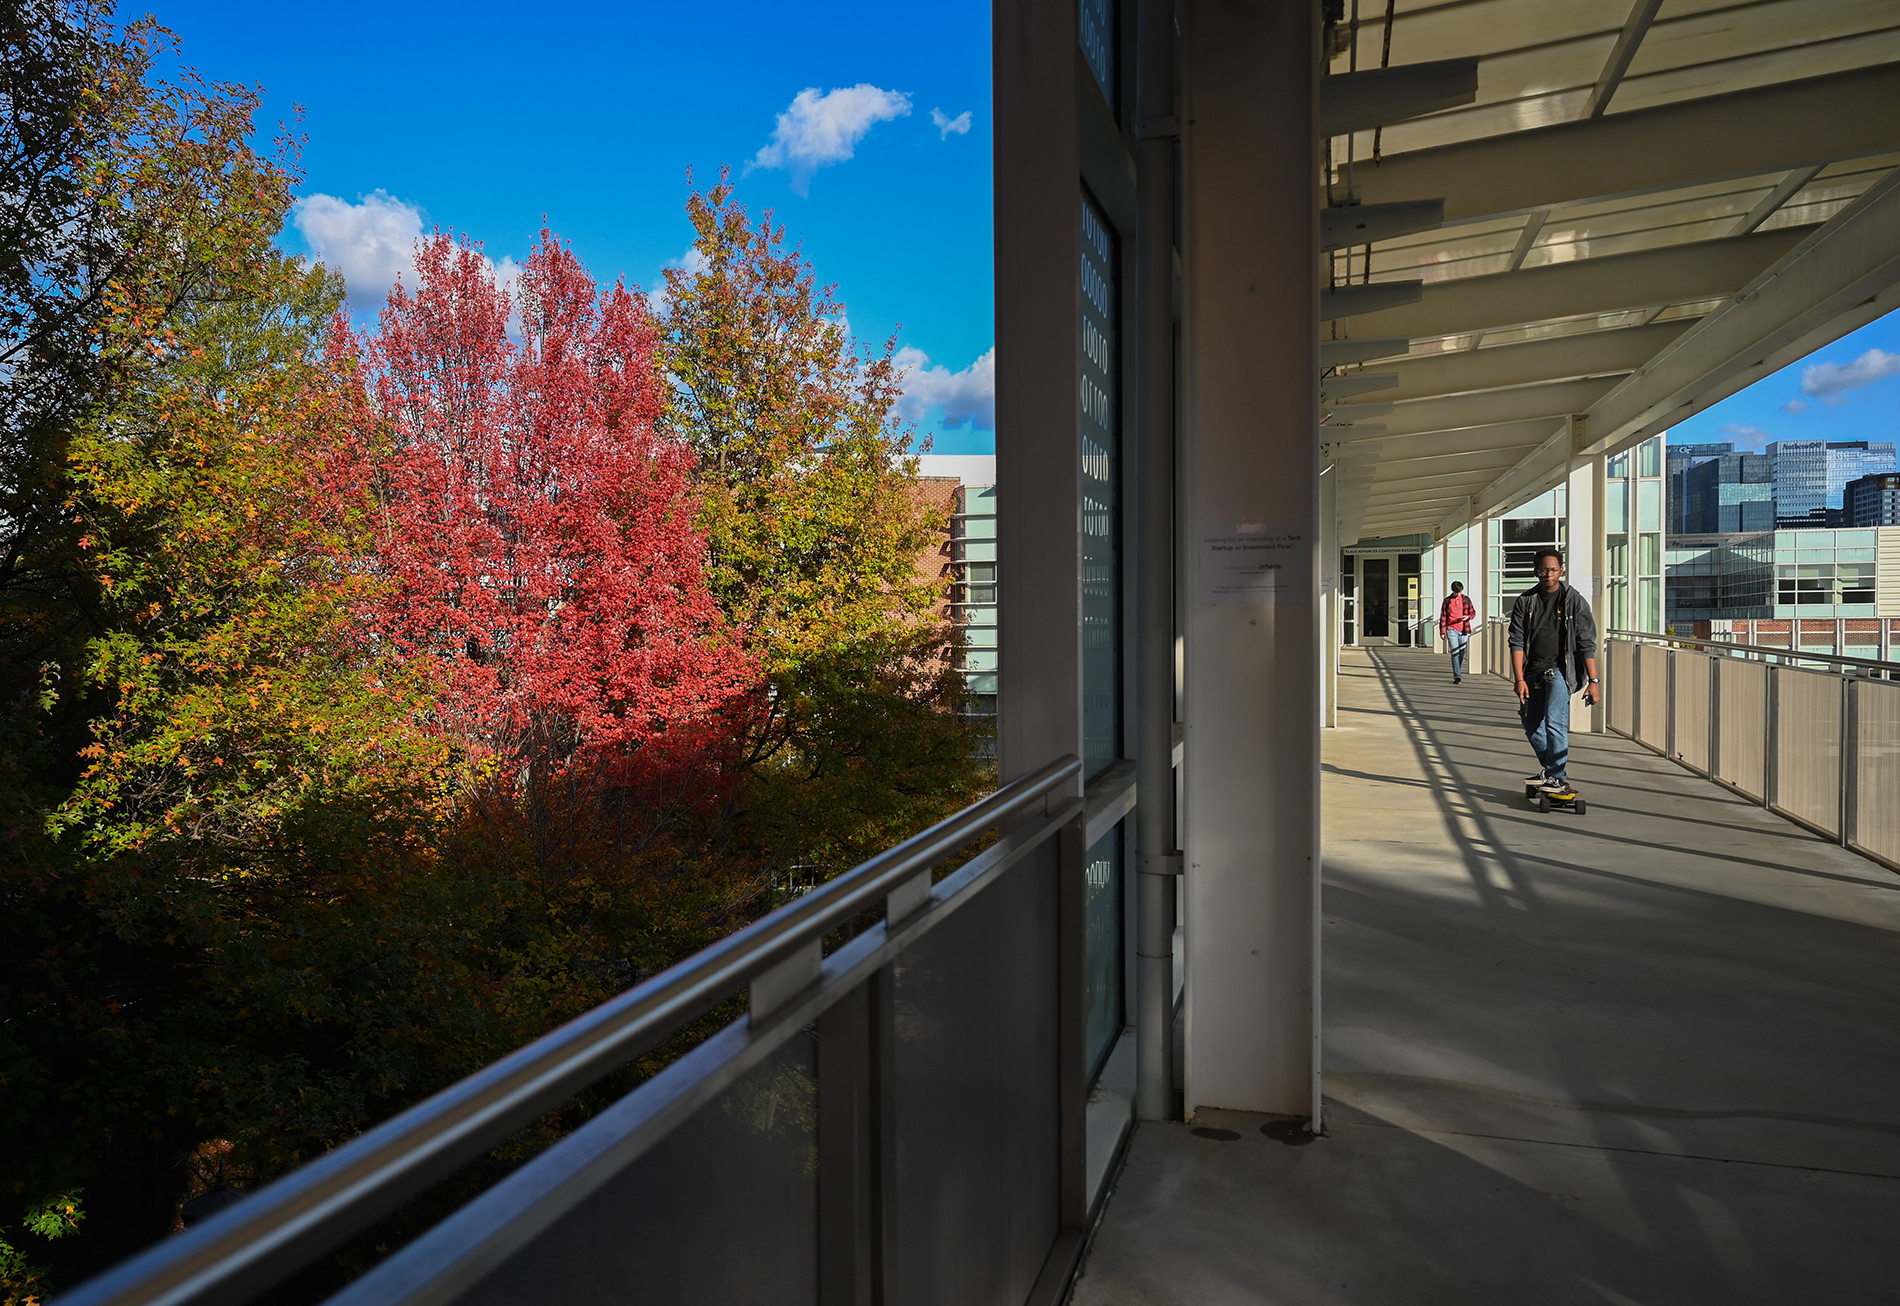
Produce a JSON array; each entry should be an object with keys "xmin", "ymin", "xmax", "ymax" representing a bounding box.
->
[{"xmin": 1134, "ymin": 0, "xmax": 1179, "ymax": 1122}]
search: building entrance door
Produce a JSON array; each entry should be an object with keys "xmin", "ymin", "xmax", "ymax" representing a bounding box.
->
[{"xmin": 1361, "ymin": 556, "xmax": 1391, "ymax": 642}]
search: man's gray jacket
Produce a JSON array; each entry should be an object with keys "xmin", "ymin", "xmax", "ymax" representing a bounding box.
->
[{"xmin": 1507, "ymin": 582, "xmax": 1598, "ymax": 691}]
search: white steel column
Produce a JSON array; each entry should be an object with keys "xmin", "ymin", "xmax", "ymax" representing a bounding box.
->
[
  {"xmin": 993, "ymin": 0, "xmax": 1080, "ymax": 787},
  {"xmin": 1320, "ymin": 466, "xmax": 1339, "ymax": 728},
  {"xmin": 1180, "ymin": 0, "xmax": 1320, "ymax": 1121},
  {"xmin": 1473, "ymin": 516, "xmax": 1491, "ymax": 673},
  {"xmin": 1567, "ymin": 453, "xmax": 1599, "ymax": 733},
  {"xmin": 1590, "ymin": 451, "xmax": 1610, "ymax": 731}
]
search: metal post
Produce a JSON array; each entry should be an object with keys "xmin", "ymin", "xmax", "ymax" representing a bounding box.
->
[
  {"xmin": 1057, "ymin": 815, "xmax": 1088, "ymax": 1227},
  {"xmin": 1132, "ymin": 0, "xmax": 1178, "ymax": 1125},
  {"xmin": 1632, "ymin": 637, "xmax": 1643, "ymax": 747},
  {"xmin": 1666, "ymin": 648, "xmax": 1678, "ymax": 760},
  {"xmin": 1708, "ymin": 652, "xmax": 1722, "ymax": 782},
  {"xmin": 1765, "ymin": 665, "xmax": 1780, "ymax": 812},
  {"xmin": 819, "ymin": 985, "xmax": 876, "ymax": 1306},
  {"xmin": 1841, "ymin": 674, "xmax": 1858, "ymax": 849}
]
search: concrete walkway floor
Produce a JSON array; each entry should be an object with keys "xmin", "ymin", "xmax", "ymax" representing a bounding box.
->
[{"xmin": 1071, "ymin": 647, "xmax": 1900, "ymax": 1305}]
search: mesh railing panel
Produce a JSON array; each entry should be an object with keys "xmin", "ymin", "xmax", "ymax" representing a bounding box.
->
[
  {"xmin": 1636, "ymin": 644, "xmax": 1668, "ymax": 750},
  {"xmin": 1854, "ymin": 678, "xmax": 1900, "ymax": 867},
  {"xmin": 1608, "ymin": 639, "xmax": 1634, "ymax": 736},
  {"xmin": 1715, "ymin": 657, "xmax": 1767, "ymax": 800},
  {"xmin": 1673, "ymin": 652, "xmax": 1711, "ymax": 774},
  {"xmin": 454, "ymin": 1027, "xmax": 821, "ymax": 1306},
  {"xmin": 1773, "ymin": 666, "xmax": 1841, "ymax": 838},
  {"xmin": 890, "ymin": 845, "xmax": 1061, "ymax": 1306}
]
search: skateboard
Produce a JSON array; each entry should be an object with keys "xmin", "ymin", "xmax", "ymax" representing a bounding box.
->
[{"xmin": 1525, "ymin": 780, "xmax": 1586, "ymax": 815}]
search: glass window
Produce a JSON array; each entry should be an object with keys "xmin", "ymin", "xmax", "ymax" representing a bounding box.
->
[
  {"xmin": 1607, "ymin": 453, "xmax": 1629, "ymax": 479},
  {"xmin": 1640, "ymin": 576, "xmax": 1662, "ymax": 630},
  {"xmin": 1640, "ymin": 436, "xmax": 1662, "ymax": 478},
  {"xmin": 1607, "ymin": 532, "xmax": 1628, "ymax": 577},
  {"xmin": 1079, "ymin": 0, "xmax": 1116, "ymax": 110},
  {"xmin": 1640, "ymin": 532, "xmax": 1662, "ymax": 576},
  {"xmin": 1079, "ymin": 191, "xmax": 1120, "ymax": 778},
  {"xmin": 1638, "ymin": 480, "xmax": 1662, "ymax": 531},
  {"xmin": 1082, "ymin": 825, "xmax": 1123, "ymax": 1083},
  {"xmin": 1605, "ymin": 480, "xmax": 1628, "ymax": 532}
]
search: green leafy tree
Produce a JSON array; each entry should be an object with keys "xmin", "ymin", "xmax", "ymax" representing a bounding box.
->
[{"xmin": 658, "ymin": 178, "xmax": 989, "ymax": 883}]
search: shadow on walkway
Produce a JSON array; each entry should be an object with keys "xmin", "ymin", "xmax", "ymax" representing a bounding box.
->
[{"xmin": 1071, "ymin": 648, "xmax": 1900, "ymax": 1306}]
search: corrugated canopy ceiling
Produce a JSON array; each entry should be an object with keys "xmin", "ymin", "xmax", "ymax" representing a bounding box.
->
[{"xmin": 1320, "ymin": 0, "xmax": 1900, "ymax": 544}]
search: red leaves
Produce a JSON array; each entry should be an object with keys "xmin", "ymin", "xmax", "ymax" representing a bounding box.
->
[{"xmin": 334, "ymin": 230, "xmax": 755, "ymax": 791}]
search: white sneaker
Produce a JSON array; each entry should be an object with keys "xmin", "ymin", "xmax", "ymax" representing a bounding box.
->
[
  {"xmin": 1524, "ymin": 771, "xmax": 1547, "ymax": 787},
  {"xmin": 1539, "ymin": 776, "xmax": 1573, "ymax": 795}
]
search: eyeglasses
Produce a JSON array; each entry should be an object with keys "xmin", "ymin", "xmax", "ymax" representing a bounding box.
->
[{"xmin": 1534, "ymin": 567, "xmax": 1562, "ymax": 575}]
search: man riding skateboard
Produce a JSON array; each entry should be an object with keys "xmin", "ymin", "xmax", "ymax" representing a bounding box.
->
[{"xmin": 1508, "ymin": 548, "xmax": 1600, "ymax": 798}]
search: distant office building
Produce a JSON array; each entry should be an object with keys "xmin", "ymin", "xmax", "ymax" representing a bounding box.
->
[
  {"xmin": 1666, "ymin": 442, "xmax": 1734, "ymax": 533},
  {"xmin": 1845, "ymin": 472, "xmax": 1900, "ymax": 527},
  {"xmin": 1682, "ymin": 452, "xmax": 1774, "ymax": 534},
  {"xmin": 1666, "ymin": 526, "xmax": 1895, "ymax": 628},
  {"xmin": 1770, "ymin": 440, "xmax": 1897, "ymax": 527}
]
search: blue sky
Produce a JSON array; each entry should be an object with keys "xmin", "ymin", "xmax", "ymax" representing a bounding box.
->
[
  {"xmin": 1665, "ymin": 308, "xmax": 1900, "ymax": 455},
  {"xmin": 149, "ymin": 0, "xmax": 998, "ymax": 453}
]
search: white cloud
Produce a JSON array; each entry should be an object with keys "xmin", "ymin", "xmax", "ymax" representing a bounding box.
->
[
  {"xmin": 645, "ymin": 245, "xmax": 710, "ymax": 315},
  {"xmin": 1782, "ymin": 398, "xmax": 1810, "ymax": 414},
  {"xmin": 749, "ymin": 85, "xmax": 912, "ymax": 194},
  {"xmin": 1721, "ymin": 423, "xmax": 1773, "ymax": 445},
  {"xmin": 1799, "ymin": 347, "xmax": 1900, "ymax": 397},
  {"xmin": 294, "ymin": 191, "xmax": 525, "ymax": 331},
  {"xmin": 930, "ymin": 107, "xmax": 973, "ymax": 139},
  {"xmin": 293, "ymin": 190, "xmax": 425, "ymax": 308},
  {"xmin": 896, "ymin": 346, "xmax": 994, "ymax": 430}
]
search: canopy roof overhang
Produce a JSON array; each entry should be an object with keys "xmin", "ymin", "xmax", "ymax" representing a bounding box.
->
[{"xmin": 1320, "ymin": 0, "xmax": 1900, "ymax": 544}]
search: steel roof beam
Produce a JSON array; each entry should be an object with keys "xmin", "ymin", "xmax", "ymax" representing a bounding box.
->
[
  {"xmin": 1322, "ymin": 280, "xmax": 1422, "ymax": 321},
  {"xmin": 1352, "ymin": 63, "xmax": 1900, "ymax": 224},
  {"xmin": 1321, "ymin": 336, "xmax": 1409, "ymax": 368},
  {"xmin": 1341, "ymin": 227, "xmax": 1807, "ymax": 341},
  {"xmin": 1367, "ymin": 321, "xmax": 1690, "ymax": 403},
  {"xmin": 1332, "ymin": 417, "xmax": 1564, "ymax": 462},
  {"xmin": 1330, "ymin": 375, "xmax": 1620, "ymax": 438},
  {"xmin": 1371, "ymin": 449, "xmax": 1526, "ymax": 480},
  {"xmin": 1581, "ymin": 0, "xmax": 1664, "ymax": 120},
  {"xmin": 1321, "ymin": 59, "xmax": 1479, "ymax": 137},
  {"xmin": 1580, "ymin": 168, "xmax": 1900, "ymax": 458},
  {"xmin": 1321, "ymin": 198, "xmax": 1445, "ymax": 251}
]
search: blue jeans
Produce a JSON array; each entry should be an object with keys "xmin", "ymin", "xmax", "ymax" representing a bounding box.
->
[
  {"xmin": 1521, "ymin": 667, "xmax": 1571, "ymax": 781},
  {"xmin": 1446, "ymin": 630, "xmax": 1469, "ymax": 679}
]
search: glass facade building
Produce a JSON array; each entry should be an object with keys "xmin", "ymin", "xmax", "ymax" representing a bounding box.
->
[
  {"xmin": 1605, "ymin": 435, "xmax": 1667, "ymax": 632},
  {"xmin": 1666, "ymin": 441, "xmax": 1736, "ymax": 532},
  {"xmin": 1683, "ymin": 452, "xmax": 1775, "ymax": 533},
  {"xmin": 1666, "ymin": 527, "xmax": 1888, "ymax": 625},
  {"xmin": 1770, "ymin": 440, "xmax": 1897, "ymax": 527},
  {"xmin": 950, "ymin": 483, "xmax": 998, "ymax": 719},
  {"xmin": 1845, "ymin": 472, "xmax": 1900, "ymax": 527}
]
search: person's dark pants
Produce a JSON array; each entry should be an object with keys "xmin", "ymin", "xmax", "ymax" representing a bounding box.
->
[{"xmin": 1520, "ymin": 667, "xmax": 1570, "ymax": 782}]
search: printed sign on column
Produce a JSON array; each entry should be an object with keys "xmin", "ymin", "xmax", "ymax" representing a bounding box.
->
[{"xmin": 1200, "ymin": 523, "xmax": 1309, "ymax": 605}]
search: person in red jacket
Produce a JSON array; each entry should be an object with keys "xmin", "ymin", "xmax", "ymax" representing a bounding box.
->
[{"xmin": 1440, "ymin": 581, "xmax": 1476, "ymax": 684}]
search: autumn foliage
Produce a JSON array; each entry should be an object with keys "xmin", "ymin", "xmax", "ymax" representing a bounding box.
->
[
  {"xmin": 340, "ymin": 231, "xmax": 754, "ymax": 801},
  {"xmin": 1, "ymin": 10, "xmax": 986, "ymax": 1298}
]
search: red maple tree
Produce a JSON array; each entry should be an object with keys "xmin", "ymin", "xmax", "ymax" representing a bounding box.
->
[{"xmin": 333, "ymin": 230, "xmax": 754, "ymax": 801}]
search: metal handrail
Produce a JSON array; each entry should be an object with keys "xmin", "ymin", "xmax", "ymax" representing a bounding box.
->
[
  {"xmin": 1606, "ymin": 629, "xmax": 1900, "ymax": 675},
  {"xmin": 62, "ymin": 754, "xmax": 1083, "ymax": 1306}
]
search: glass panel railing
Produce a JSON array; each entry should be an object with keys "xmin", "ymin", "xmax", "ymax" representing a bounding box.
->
[{"xmin": 62, "ymin": 756, "xmax": 1115, "ymax": 1306}]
